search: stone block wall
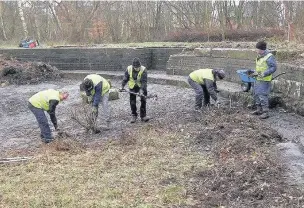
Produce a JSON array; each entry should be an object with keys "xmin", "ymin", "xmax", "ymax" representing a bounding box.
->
[
  {"xmin": 167, "ymin": 48, "xmax": 304, "ymax": 83},
  {"xmin": 0, "ymin": 47, "xmax": 183, "ymax": 71}
]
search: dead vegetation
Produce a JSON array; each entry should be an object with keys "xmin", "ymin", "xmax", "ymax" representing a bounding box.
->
[
  {"xmin": 1, "ymin": 107, "xmax": 304, "ymax": 207},
  {"xmin": 0, "ymin": 78, "xmax": 304, "ymax": 207},
  {"xmin": 0, "ymin": 56, "xmax": 61, "ymax": 85},
  {"xmin": 187, "ymin": 109, "xmax": 304, "ymax": 207},
  {"xmin": 70, "ymin": 104, "xmax": 100, "ymax": 134}
]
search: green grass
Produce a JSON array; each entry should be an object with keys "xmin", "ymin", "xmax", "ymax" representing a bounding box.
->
[{"xmin": 0, "ymin": 127, "xmax": 209, "ymax": 208}]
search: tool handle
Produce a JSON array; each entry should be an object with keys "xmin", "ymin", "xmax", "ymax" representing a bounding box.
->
[{"xmin": 272, "ymin": 72, "xmax": 286, "ymax": 80}]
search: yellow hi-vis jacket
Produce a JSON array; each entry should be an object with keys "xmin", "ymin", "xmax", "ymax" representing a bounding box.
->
[
  {"xmin": 84, "ymin": 74, "xmax": 110, "ymax": 96},
  {"xmin": 29, "ymin": 89, "xmax": 60, "ymax": 111},
  {"xmin": 127, "ymin": 65, "xmax": 146, "ymax": 89},
  {"xmin": 189, "ymin": 69, "xmax": 214, "ymax": 85},
  {"xmin": 256, "ymin": 53, "xmax": 273, "ymax": 81}
]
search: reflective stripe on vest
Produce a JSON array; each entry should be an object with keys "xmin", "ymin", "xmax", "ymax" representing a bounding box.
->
[
  {"xmin": 256, "ymin": 53, "xmax": 273, "ymax": 81},
  {"xmin": 84, "ymin": 74, "xmax": 110, "ymax": 96},
  {"xmin": 127, "ymin": 65, "xmax": 145, "ymax": 89},
  {"xmin": 189, "ymin": 69, "xmax": 214, "ymax": 85},
  {"xmin": 29, "ymin": 89, "xmax": 60, "ymax": 111}
]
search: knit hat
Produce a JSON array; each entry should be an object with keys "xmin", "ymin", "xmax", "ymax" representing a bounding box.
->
[
  {"xmin": 256, "ymin": 41, "xmax": 267, "ymax": 50},
  {"xmin": 217, "ymin": 69, "xmax": 225, "ymax": 79},
  {"xmin": 83, "ymin": 78, "xmax": 93, "ymax": 91},
  {"xmin": 132, "ymin": 58, "xmax": 141, "ymax": 68},
  {"xmin": 213, "ymin": 69, "xmax": 226, "ymax": 79}
]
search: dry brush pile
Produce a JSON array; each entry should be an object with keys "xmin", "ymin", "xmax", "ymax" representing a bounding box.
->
[
  {"xmin": 70, "ymin": 104, "xmax": 100, "ymax": 134},
  {"xmin": 187, "ymin": 108, "xmax": 304, "ymax": 207},
  {"xmin": 0, "ymin": 56, "xmax": 61, "ymax": 85}
]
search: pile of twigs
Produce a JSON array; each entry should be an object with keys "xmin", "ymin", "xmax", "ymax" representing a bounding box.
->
[{"xmin": 70, "ymin": 104, "xmax": 99, "ymax": 134}]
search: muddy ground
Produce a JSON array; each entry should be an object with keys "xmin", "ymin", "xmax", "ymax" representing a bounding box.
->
[
  {"xmin": 1, "ymin": 79, "xmax": 304, "ymax": 207},
  {"xmin": 1, "ymin": 79, "xmax": 304, "ymax": 155},
  {"xmin": 0, "ymin": 80, "xmax": 198, "ymax": 155}
]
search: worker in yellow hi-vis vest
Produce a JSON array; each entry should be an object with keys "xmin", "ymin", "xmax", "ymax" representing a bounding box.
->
[
  {"xmin": 120, "ymin": 58, "xmax": 149, "ymax": 123},
  {"xmin": 188, "ymin": 68, "xmax": 225, "ymax": 110},
  {"xmin": 250, "ymin": 41, "xmax": 277, "ymax": 119},
  {"xmin": 28, "ymin": 89, "xmax": 69, "ymax": 143},
  {"xmin": 80, "ymin": 74, "xmax": 111, "ymax": 129}
]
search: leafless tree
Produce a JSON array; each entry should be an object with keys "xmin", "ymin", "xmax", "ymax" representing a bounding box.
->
[{"xmin": 0, "ymin": 0, "xmax": 303, "ymax": 43}]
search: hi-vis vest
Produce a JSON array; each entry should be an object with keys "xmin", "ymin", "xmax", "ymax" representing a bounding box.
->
[
  {"xmin": 127, "ymin": 65, "xmax": 146, "ymax": 89},
  {"xmin": 29, "ymin": 89, "xmax": 60, "ymax": 111},
  {"xmin": 84, "ymin": 74, "xmax": 110, "ymax": 96},
  {"xmin": 256, "ymin": 53, "xmax": 273, "ymax": 81},
  {"xmin": 189, "ymin": 69, "xmax": 214, "ymax": 85}
]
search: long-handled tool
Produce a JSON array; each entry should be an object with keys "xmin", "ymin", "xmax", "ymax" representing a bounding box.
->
[
  {"xmin": 118, "ymin": 89, "xmax": 158, "ymax": 100},
  {"xmin": 272, "ymin": 72, "xmax": 286, "ymax": 80}
]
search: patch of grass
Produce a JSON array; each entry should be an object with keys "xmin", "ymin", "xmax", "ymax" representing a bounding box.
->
[
  {"xmin": 101, "ymin": 42, "xmax": 201, "ymax": 48},
  {"xmin": 0, "ymin": 127, "xmax": 207, "ymax": 207}
]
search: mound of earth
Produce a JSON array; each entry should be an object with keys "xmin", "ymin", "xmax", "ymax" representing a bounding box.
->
[{"xmin": 0, "ymin": 56, "xmax": 61, "ymax": 85}]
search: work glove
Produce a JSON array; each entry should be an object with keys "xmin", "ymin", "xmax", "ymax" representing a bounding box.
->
[
  {"xmin": 139, "ymin": 89, "xmax": 144, "ymax": 95},
  {"xmin": 214, "ymin": 100, "xmax": 220, "ymax": 107},
  {"xmin": 251, "ymin": 71, "xmax": 263, "ymax": 78},
  {"xmin": 87, "ymin": 95, "xmax": 93, "ymax": 104},
  {"xmin": 119, "ymin": 88, "xmax": 126, "ymax": 92},
  {"xmin": 250, "ymin": 71, "xmax": 258, "ymax": 77},
  {"xmin": 257, "ymin": 72, "xmax": 264, "ymax": 78},
  {"xmin": 92, "ymin": 106, "xmax": 98, "ymax": 114}
]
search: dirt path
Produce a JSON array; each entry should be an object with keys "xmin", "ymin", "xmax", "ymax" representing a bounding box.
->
[{"xmin": 267, "ymin": 111, "xmax": 304, "ymax": 141}]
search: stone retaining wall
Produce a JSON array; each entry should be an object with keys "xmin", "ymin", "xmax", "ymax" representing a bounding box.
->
[
  {"xmin": 0, "ymin": 47, "xmax": 183, "ymax": 71},
  {"xmin": 167, "ymin": 48, "xmax": 304, "ymax": 115},
  {"xmin": 167, "ymin": 48, "xmax": 304, "ymax": 83}
]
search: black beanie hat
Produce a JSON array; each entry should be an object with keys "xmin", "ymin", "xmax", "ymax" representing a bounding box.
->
[
  {"xmin": 132, "ymin": 58, "xmax": 141, "ymax": 68},
  {"xmin": 256, "ymin": 41, "xmax": 267, "ymax": 50},
  {"xmin": 83, "ymin": 78, "xmax": 93, "ymax": 91}
]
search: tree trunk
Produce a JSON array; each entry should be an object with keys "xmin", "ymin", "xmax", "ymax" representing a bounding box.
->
[
  {"xmin": 48, "ymin": 1, "xmax": 62, "ymax": 35},
  {"xmin": 0, "ymin": 2, "xmax": 7, "ymax": 40},
  {"xmin": 33, "ymin": 2, "xmax": 40, "ymax": 40},
  {"xmin": 17, "ymin": 1, "xmax": 28, "ymax": 38}
]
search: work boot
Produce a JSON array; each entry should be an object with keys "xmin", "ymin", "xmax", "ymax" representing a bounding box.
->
[
  {"xmin": 130, "ymin": 116, "xmax": 137, "ymax": 123},
  {"xmin": 259, "ymin": 107, "xmax": 270, "ymax": 119},
  {"xmin": 101, "ymin": 122, "xmax": 111, "ymax": 131},
  {"xmin": 93, "ymin": 127, "xmax": 101, "ymax": 134},
  {"xmin": 141, "ymin": 116, "xmax": 150, "ymax": 122},
  {"xmin": 43, "ymin": 137, "xmax": 54, "ymax": 144},
  {"xmin": 247, "ymin": 104, "xmax": 257, "ymax": 110},
  {"xmin": 259, "ymin": 111, "xmax": 269, "ymax": 119},
  {"xmin": 194, "ymin": 106, "xmax": 201, "ymax": 111},
  {"xmin": 251, "ymin": 106, "xmax": 262, "ymax": 115}
]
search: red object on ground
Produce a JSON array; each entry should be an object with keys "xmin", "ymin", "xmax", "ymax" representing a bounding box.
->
[{"xmin": 29, "ymin": 42, "xmax": 36, "ymax": 48}]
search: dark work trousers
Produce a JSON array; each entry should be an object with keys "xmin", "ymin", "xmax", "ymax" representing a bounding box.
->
[
  {"xmin": 202, "ymin": 85, "xmax": 210, "ymax": 106},
  {"xmin": 253, "ymin": 80, "xmax": 271, "ymax": 111},
  {"xmin": 130, "ymin": 86, "xmax": 147, "ymax": 118},
  {"xmin": 188, "ymin": 77, "xmax": 210, "ymax": 108},
  {"xmin": 28, "ymin": 102, "xmax": 53, "ymax": 143}
]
